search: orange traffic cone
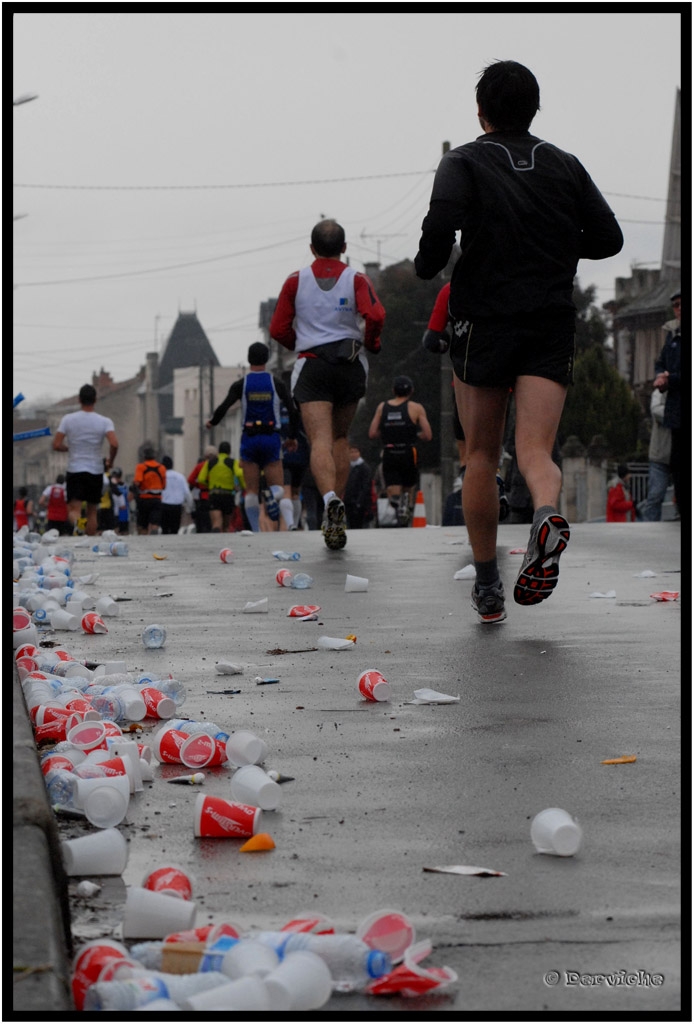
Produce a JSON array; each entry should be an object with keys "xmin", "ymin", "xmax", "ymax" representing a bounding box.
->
[{"xmin": 412, "ymin": 491, "xmax": 427, "ymax": 528}]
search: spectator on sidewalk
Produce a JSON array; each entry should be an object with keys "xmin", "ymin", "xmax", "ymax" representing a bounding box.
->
[
  {"xmin": 343, "ymin": 443, "xmax": 375, "ymax": 529},
  {"xmin": 38, "ymin": 474, "xmax": 70, "ymax": 535},
  {"xmin": 606, "ymin": 464, "xmax": 636, "ymax": 522},
  {"xmin": 638, "ymin": 388, "xmax": 672, "ymax": 522}
]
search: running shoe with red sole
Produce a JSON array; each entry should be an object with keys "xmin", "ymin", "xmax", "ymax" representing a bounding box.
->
[{"xmin": 513, "ymin": 513, "xmax": 570, "ymax": 606}]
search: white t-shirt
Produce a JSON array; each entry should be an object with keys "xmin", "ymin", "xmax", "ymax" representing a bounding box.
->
[
  {"xmin": 162, "ymin": 469, "xmax": 193, "ymax": 510},
  {"xmin": 57, "ymin": 410, "xmax": 115, "ymax": 474}
]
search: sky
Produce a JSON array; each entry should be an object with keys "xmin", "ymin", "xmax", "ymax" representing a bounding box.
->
[{"xmin": 12, "ymin": 11, "xmax": 683, "ymax": 410}]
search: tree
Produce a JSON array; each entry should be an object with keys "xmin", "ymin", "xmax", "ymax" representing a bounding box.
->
[
  {"xmin": 560, "ymin": 345, "xmax": 642, "ymax": 459},
  {"xmin": 572, "ymin": 280, "xmax": 609, "ymax": 352}
]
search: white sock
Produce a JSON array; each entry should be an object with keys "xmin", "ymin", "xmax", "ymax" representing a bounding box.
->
[
  {"xmin": 323, "ymin": 490, "xmax": 337, "ymax": 506},
  {"xmin": 280, "ymin": 498, "xmax": 294, "ymax": 530},
  {"xmin": 244, "ymin": 493, "xmax": 260, "ymax": 532}
]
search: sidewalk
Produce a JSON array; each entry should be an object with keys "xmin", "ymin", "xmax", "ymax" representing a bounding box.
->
[{"xmin": 12, "ymin": 522, "xmax": 683, "ymax": 1014}]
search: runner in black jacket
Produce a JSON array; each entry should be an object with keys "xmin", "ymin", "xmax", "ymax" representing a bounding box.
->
[{"xmin": 415, "ymin": 60, "xmax": 623, "ymax": 624}]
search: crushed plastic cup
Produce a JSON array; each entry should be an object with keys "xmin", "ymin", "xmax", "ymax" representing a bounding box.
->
[
  {"xmin": 265, "ymin": 950, "xmax": 333, "ymax": 1011},
  {"xmin": 225, "ymin": 730, "xmax": 268, "ymax": 767},
  {"xmin": 180, "ymin": 733, "xmax": 228, "ymax": 769},
  {"xmin": 288, "ymin": 604, "xmax": 320, "ymax": 618},
  {"xmin": 317, "ymin": 636, "xmax": 355, "ymax": 650},
  {"xmin": 194, "ymin": 793, "xmax": 262, "ymax": 838},
  {"xmin": 122, "ymin": 885, "xmax": 197, "ymax": 939},
  {"xmin": 530, "ymin": 807, "xmax": 583, "ymax": 856},
  {"xmin": 230, "ymin": 764, "xmax": 282, "ymax": 811},
  {"xmin": 345, "ymin": 574, "xmax": 369, "ymax": 592},
  {"xmin": 650, "ymin": 591, "xmax": 680, "ymax": 602},
  {"xmin": 143, "ymin": 864, "xmax": 194, "ymax": 901},
  {"xmin": 71, "ymin": 939, "xmax": 130, "ymax": 1011},
  {"xmin": 62, "ymin": 827, "xmax": 129, "ymax": 877},
  {"xmin": 358, "ymin": 669, "xmax": 392, "ymax": 702},
  {"xmin": 243, "ymin": 598, "xmax": 269, "ymax": 614},
  {"xmin": 357, "ymin": 909, "xmax": 415, "ymax": 963},
  {"xmin": 152, "ymin": 726, "xmax": 189, "ymax": 764},
  {"xmin": 215, "ymin": 662, "xmax": 243, "ymax": 675},
  {"xmin": 280, "ymin": 914, "xmax": 335, "ymax": 935},
  {"xmin": 366, "ymin": 939, "xmax": 458, "ymax": 997},
  {"xmin": 82, "ymin": 612, "xmax": 108, "ymax": 634}
]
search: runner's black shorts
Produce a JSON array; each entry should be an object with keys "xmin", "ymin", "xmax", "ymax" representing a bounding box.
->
[
  {"xmin": 209, "ymin": 489, "xmax": 235, "ymax": 515},
  {"xmin": 382, "ymin": 446, "xmax": 419, "ymax": 489},
  {"xmin": 291, "ymin": 353, "xmax": 367, "ymax": 407},
  {"xmin": 66, "ymin": 471, "xmax": 104, "ymax": 506},
  {"xmin": 284, "ymin": 463, "xmax": 308, "ymax": 490},
  {"xmin": 450, "ymin": 313, "xmax": 575, "ymax": 389},
  {"xmin": 136, "ymin": 498, "xmax": 162, "ymax": 530}
]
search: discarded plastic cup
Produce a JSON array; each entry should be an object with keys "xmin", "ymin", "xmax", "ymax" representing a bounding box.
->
[
  {"xmin": 345, "ymin": 574, "xmax": 369, "ymax": 592},
  {"xmin": 122, "ymin": 886, "xmax": 197, "ymax": 939},
  {"xmin": 82, "ymin": 612, "xmax": 108, "ymax": 634},
  {"xmin": 140, "ymin": 686, "xmax": 176, "ymax": 720},
  {"xmin": 142, "ymin": 864, "xmax": 194, "ymax": 901},
  {"xmin": 276, "ymin": 569, "xmax": 293, "ymax": 587},
  {"xmin": 67, "ymin": 719, "xmax": 109, "ymax": 752},
  {"xmin": 356, "ymin": 908, "xmax": 415, "ymax": 963},
  {"xmin": 264, "ymin": 950, "xmax": 333, "ymax": 1012},
  {"xmin": 194, "ymin": 793, "xmax": 262, "ymax": 839},
  {"xmin": 219, "ymin": 548, "xmax": 234, "ymax": 563},
  {"xmin": 62, "ymin": 827, "xmax": 129, "ymax": 877},
  {"xmin": 79, "ymin": 775, "xmax": 131, "ymax": 828},
  {"xmin": 318, "ymin": 636, "xmax": 355, "ymax": 651},
  {"xmin": 180, "ymin": 733, "xmax": 229, "ymax": 769},
  {"xmin": 280, "ymin": 913, "xmax": 335, "ymax": 935},
  {"xmin": 243, "ymin": 598, "xmax": 269, "ymax": 614},
  {"xmin": 230, "ymin": 764, "xmax": 282, "ymax": 811},
  {"xmin": 49, "ymin": 608, "xmax": 81, "ymax": 631},
  {"xmin": 152, "ymin": 726, "xmax": 190, "ymax": 764},
  {"xmin": 95, "ymin": 596, "xmax": 119, "ymax": 617},
  {"xmin": 225, "ymin": 730, "xmax": 268, "ymax": 767},
  {"xmin": 216, "ymin": 938, "xmax": 279, "ymax": 979},
  {"xmin": 71, "ymin": 939, "xmax": 130, "ymax": 1011},
  {"xmin": 181, "ymin": 975, "xmax": 272, "ymax": 1012},
  {"xmin": 530, "ymin": 807, "xmax": 583, "ymax": 856},
  {"xmin": 358, "ymin": 669, "xmax": 392, "ymax": 702}
]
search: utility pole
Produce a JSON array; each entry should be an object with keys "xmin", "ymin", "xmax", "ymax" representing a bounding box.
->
[
  {"xmin": 359, "ymin": 230, "xmax": 405, "ymax": 264},
  {"xmin": 438, "ymin": 141, "xmax": 456, "ymax": 514}
]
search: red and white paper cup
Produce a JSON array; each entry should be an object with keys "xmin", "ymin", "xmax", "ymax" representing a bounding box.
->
[
  {"xmin": 219, "ymin": 548, "xmax": 234, "ymax": 563},
  {"xmin": 180, "ymin": 733, "xmax": 228, "ymax": 769},
  {"xmin": 81, "ymin": 612, "xmax": 108, "ymax": 634},
  {"xmin": 358, "ymin": 669, "xmax": 392, "ymax": 702},
  {"xmin": 143, "ymin": 864, "xmax": 194, "ymax": 901},
  {"xmin": 71, "ymin": 939, "xmax": 129, "ymax": 1011},
  {"xmin": 67, "ymin": 719, "xmax": 109, "ymax": 752},
  {"xmin": 140, "ymin": 687, "xmax": 176, "ymax": 720},
  {"xmin": 152, "ymin": 726, "xmax": 189, "ymax": 764},
  {"xmin": 194, "ymin": 793, "xmax": 262, "ymax": 838},
  {"xmin": 276, "ymin": 569, "xmax": 293, "ymax": 587}
]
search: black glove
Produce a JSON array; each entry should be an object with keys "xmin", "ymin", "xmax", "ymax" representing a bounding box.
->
[{"xmin": 422, "ymin": 328, "xmax": 450, "ymax": 354}]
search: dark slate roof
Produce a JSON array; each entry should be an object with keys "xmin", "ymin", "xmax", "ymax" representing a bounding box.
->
[
  {"xmin": 614, "ymin": 278, "xmax": 681, "ymax": 322},
  {"xmin": 157, "ymin": 313, "xmax": 219, "ymax": 388}
]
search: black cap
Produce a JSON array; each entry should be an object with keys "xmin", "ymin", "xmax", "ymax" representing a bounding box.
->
[
  {"xmin": 393, "ymin": 375, "xmax": 414, "ymax": 396},
  {"xmin": 248, "ymin": 342, "xmax": 269, "ymax": 365}
]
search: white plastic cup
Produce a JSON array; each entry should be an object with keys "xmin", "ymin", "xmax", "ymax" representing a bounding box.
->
[
  {"xmin": 62, "ymin": 828, "xmax": 129, "ymax": 876},
  {"xmin": 106, "ymin": 740, "xmax": 144, "ymax": 792},
  {"xmin": 218, "ymin": 938, "xmax": 279, "ymax": 979},
  {"xmin": 230, "ymin": 764, "xmax": 281, "ymax": 811},
  {"xmin": 345, "ymin": 574, "xmax": 369, "ymax": 592},
  {"xmin": 121, "ymin": 886, "xmax": 197, "ymax": 939},
  {"xmin": 95, "ymin": 596, "xmax": 119, "ymax": 617},
  {"xmin": 48, "ymin": 608, "xmax": 81, "ymax": 631},
  {"xmin": 530, "ymin": 807, "xmax": 583, "ymax": 856},
  {"xmin": 264, "ymin": 950, "xmax": 333, "ymax": 1012},
  {"xmin": 317, "ymin": 636, "xmax": 355, "ymax": 650},
  {"xmin": 76, "ymin": 774, "xmax": 130, "ymax": 827},
  {"xmin": 225, "ymin": 730, "xmax": 268, "ymax": 767},
  {"xmin": 68, "ymin": 719, "xmax": 108, "ymax": 752},
  {"xmin": 100, "ymin": 660, "xmax": 128, "ymax": 675},
  {"xmin": 180, "ymin": 975, "xmax": 271, "ymax": 1012}
]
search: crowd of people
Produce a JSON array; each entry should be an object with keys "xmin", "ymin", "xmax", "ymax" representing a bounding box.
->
[{"xmin": 14, "ymin": 62, "xmax": 681, "ymax": 624}]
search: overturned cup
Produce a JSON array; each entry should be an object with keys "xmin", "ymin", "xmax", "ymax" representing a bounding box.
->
[
  {"xmin": 345, "ymin": 574, "xmax": 369, "ymax": 592},
  {"xmin": 530, "ymin": 807, "xmax": 583, "ymax": 857},
  {"xmin": 358, "ymin": 669, "xmax": 392, "ymax": 702}
]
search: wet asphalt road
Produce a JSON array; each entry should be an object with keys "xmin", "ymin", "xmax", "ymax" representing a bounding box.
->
[{"xmin": 19, "ymin": 521, "xmax": 682, "ymax": 1014}]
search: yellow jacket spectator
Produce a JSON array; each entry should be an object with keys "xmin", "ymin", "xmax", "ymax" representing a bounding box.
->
[{"xmin": 197, "ymin": 440, "xmax": 245, "ymax": 532}]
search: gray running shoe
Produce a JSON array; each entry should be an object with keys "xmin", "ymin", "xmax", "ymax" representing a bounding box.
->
[
  {"xmin": 513, "ymin": 513, "xmax": 570, "ymax": 605},
  {"xmin": 471, "ymin": 581, "xmax": 507, "ymax": 624},
  {"xmin": 322, "ymin": 497, "xmax": 347, "ymax": 550}
]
